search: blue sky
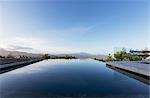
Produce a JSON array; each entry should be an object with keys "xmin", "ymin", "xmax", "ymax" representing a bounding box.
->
[{"xmin": 0, "ymin": 0, "xmax": 149, "ymax": 54}]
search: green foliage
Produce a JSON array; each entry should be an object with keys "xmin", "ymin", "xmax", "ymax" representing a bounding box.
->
[
  {"xmin": 64, "ymin": 55, "xmax": 76, "ymax": 59},
  {"xmin": 114, "ymin": 49, "xmax": 143, "ymax": 61},
  {"xmin": 129, "ymin": 56, "xmax": 142, "ymax": 61},
  {"xmin": 95, "ymin": 48, "xmax": 148, "ymax": 62},
  {"xmin": 94, "ymin": 54, "xmax": 114, "ymax": 62},
  {"xmin": 50, "ymin": 55, "xmax": 76, "ymax": 59},
  {"xmin": 122, "ymin": 58, "xmax": 129, "ymax": 61},
  {"xmin": 114, "ymin": 50, "xmax": 127, "ymax": 61},
  {"xmin": 106, "ymin": 54, "xmax": 113, "ymax": 61}
]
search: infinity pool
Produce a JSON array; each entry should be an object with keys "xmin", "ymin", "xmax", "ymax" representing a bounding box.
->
[{"xmin": 0, "ymin": 59, "xmax": 149, "ymax": 98}]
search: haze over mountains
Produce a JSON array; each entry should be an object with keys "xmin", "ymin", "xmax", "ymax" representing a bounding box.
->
[
  {"xmin": 0, "ymin": 48, "xmax": 108, "ymax": 59},
  {"xmin": 54, "ymin": 52, "xmax": 108, "ymax": 59},
  {"xmin": 0, "ymin": 48, "xmax": 43, "ymax": 58}
]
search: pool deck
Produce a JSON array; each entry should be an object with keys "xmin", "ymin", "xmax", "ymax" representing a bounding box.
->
[
  {"xmin": 0, "ymin": 58, "xmax": 43, "ymax": 73},
  {"xmin": 106, "ymin": 61, "xmax": 150, "ymax": 78}
]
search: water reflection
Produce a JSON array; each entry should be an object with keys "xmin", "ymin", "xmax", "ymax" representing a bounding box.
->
[
  {"xmin": 0, "ymin": 59, "xmax": 149, "ymax": 98},
  {"xmin": 106, "ymin": 64, "xmax": 150, "ymax": 85}
]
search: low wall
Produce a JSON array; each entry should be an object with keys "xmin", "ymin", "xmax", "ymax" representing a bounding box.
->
[
  {"xmin": 106, "ymin": 61, "xmax": 150, "ymax": 77},
  {"xmin": 0, "ymin": 58, "xmax": 34, "ymax": 65},
  {"xmin": 0, "ymin": 58, "xmax": 43, "ymax": 72}
]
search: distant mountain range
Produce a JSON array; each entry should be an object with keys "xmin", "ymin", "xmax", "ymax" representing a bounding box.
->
[
  {"xmin": 50, "ymin": 52, "xmax": 108, "ymax": 59},
  {"xmin": 0, "ymin": 48, "xmax": 43, "ymax": 58},
  {"xmin": 0, "ymin": 48, "xmax": 108, "ymax": 59}
]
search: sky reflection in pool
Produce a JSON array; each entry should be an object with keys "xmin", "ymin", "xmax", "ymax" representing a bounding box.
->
[{"xmin": 0, "ymin": 59, "xmax": 149, "ymax": 98}]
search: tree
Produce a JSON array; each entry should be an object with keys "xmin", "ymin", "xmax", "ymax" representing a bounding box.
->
[
  {"xmin": 114, "ymin": 49, "xmax": 144, "ymax": 61},
  {"xmin": 43, "ymin": 54, "xmax": 49, "ymax": 59},
  {"xmin": 106, "ymin": 54, "xmax": 113, "ymax": 61},
  {"xmin": 122, "ymin": 58, "xmax": 129, "ymax": 61},
  {"xmin": 129, "ymin": 56, "xmax": 142, "ymax": 61},
  {"xmin": 114, "ymin": 50, "xmax": 127, "ymax": 61}
]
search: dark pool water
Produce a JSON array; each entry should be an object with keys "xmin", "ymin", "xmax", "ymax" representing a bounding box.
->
[{"xmin": 0, "ymin": 59, "xmax": 149, "ymax": 98}]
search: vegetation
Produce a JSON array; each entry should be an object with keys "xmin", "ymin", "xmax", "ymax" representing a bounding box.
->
[
  {"xmin": 42, "ymin": 54, "xmax": 77, "ymax": 59},
  {"xmin": 43, "ymin": 54, "xmax": 50, "ymax": 59},
  {"xmin": 95, "ymin": 48, "xmax": 149, "ymax": 62},
  {"xmin": 19, "ymin": 55, "xmax": 31, "ymax": 59},
  {"xmin": 94, "ymin": 54, "xmax": 114, "ymax": 62},
  {"xmin": 94, "ymin": 58, "xmax": 105, "ymax": 62},
  {"xmin": 106, "ymin": 54, "xmax": 114, "ymax": 61},
  {"xmin": 128, "ymin": 56, "xmax": 142, "ymax": 61},
  {"xmin": 0, "ymin": 55, "xmax": 5, "ymax": 58},
  {"xmin": 50, "ymin": 55, "xmax": 77, "ymax": 59},
  {"xmin": 114, "ymin": 50, "xmax": 127, "ymax": 61},
  {"xmin": 64, "ymin": 55, "xmax": 76, "ymax": 59}
]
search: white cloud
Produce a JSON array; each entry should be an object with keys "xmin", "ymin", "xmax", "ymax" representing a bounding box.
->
[
  {"xmin": 0, "ymin": 23, "xmax": 98, "ymax": 53},
  {"xmin": 0, "ymin": 36, "xmax": 78, "ymax": 53}
]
